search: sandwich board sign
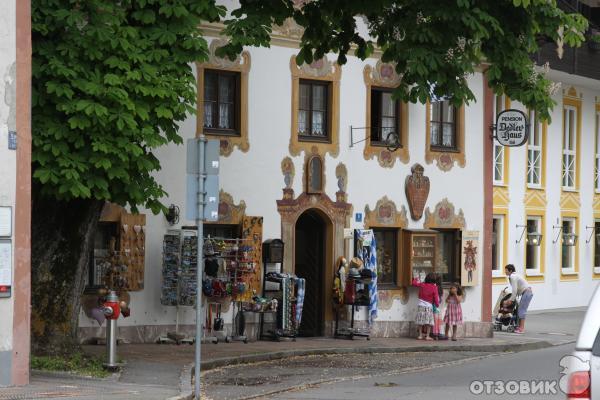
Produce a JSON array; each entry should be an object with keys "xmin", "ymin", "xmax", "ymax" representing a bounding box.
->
[{"xmin": 495, "ymin": 109, "xmax": 528, "ymax": 147}]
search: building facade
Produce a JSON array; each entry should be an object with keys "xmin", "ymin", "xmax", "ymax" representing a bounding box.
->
[
  {"xmin": 0, "ymin": 0, "xmax": 31, "ymax": 387},
  {"xmin": 78, "ymin": 17, "xmax": 494, "ymax": 342}
]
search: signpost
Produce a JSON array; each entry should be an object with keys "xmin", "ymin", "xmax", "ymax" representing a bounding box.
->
[
  {"xmin": 494, "ymin": 109, "xmax": 529, "ymax": 147},
  {"xmin": 186, "ymin": 136, "xmax": 219, "ymax": 400}
]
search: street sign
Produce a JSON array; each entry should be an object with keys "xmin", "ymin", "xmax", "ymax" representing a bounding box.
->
[
  {"xmin": 186, "ymin": 138, "xmax": 220, "ymax": 175},
  {"xmin": 495, "ymin": 109, "xmax": 529, "ymax": 147}
]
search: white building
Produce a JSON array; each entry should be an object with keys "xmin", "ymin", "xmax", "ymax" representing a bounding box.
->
[
  {"xmin": 79, "ymin": 15, "xmax": 496, "ymax": 342},
  {"xmin": 0, "ymin": 0, "xmax": 31, "ymax": 387},
  {"xmin": 491, "ymin": 60, "xmax": 600, "ymax": 309}
]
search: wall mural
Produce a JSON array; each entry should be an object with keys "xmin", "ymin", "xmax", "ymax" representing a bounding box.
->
[
  {"xmin": 217, "ymin": 190, "xmax": 247, "ymax": 225},
  {"xmin": 281, "ymin": 156, "xmax": 295, "ymax": 190},
  {"xmin": 405, "ymin": 163, "xmax": 430, "ymax": 221},
  {"xmin": 423, "ymin": 198, "xmax": 466, "ymax": 229}
]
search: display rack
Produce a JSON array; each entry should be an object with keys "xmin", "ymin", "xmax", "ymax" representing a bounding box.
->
[
  {"xmin": 259, "ymin": 264, "xmax": 303, "ymax": 341},
  {"xmin": 334, "ymin": 275, "xmax": 371, "ymax": 340}
]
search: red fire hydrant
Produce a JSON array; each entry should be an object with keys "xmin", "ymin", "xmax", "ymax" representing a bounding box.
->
[{"xmin": 103, "ymin": 291, "xmax": 120, "ymax": 369}]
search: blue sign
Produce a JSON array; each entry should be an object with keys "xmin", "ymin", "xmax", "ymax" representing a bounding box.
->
[
  {"xmin": 8, "ymin": 131, "xmax": 16, "ymax": 150},
  {"xmin": 355, "ymin": 213, "xmax": 363, "ymax": 223}
]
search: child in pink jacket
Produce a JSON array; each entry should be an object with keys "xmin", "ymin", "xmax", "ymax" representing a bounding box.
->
[{"xmin": 412, "ymin": 272, "xmax": 440, "ymax": 340}]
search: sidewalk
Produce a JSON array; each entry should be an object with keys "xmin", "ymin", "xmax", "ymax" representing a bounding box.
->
[{"xmin": 1, "ymin": 309, "xmax": 583, "ymax": 400}]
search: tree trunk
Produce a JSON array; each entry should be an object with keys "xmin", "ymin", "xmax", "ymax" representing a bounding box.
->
[{"xmin": 31, "ymin": 184, "xmax": 104, "ymax": 355}]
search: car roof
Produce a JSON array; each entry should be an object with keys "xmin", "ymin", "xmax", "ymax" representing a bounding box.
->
[{"xmin": 576, "ymin": 283, "xmax": 600, "ymax": 350}]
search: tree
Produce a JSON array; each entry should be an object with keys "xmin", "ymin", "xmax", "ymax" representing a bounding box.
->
[
  {"xmin": 31, "ymin": 0, "xmax": 224, "ymax": 351},
  {"xmin": 218, "ymin": 0, "xmax": 588, "ymax": 121}
]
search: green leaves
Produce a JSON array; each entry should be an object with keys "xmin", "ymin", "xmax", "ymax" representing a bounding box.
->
[
  {"xmin": 32, "ymin": 0, "xmax": 221, "ymax": 212},
  {"xmin": 220, "ymin": 0, "xmax": 587, "ymax": 122}
]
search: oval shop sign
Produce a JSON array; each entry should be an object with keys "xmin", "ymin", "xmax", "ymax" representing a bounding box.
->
[{"xmin": 495, "ymin": 109, "xmax": 528, "ymax": 147}]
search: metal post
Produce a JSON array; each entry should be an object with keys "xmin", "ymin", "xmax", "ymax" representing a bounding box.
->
[
  {"xmin": 106, "ymin": 319, "xmax": 118, "ymax": 368},
  {"xmin": 194, "ymin": 135, "xmax": 206, "ymax": 400}
]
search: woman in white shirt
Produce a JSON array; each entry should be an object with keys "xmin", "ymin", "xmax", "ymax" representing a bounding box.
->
[{"xmin": 504, "ymin": 264, "xmax": 533, "ymax": 334}]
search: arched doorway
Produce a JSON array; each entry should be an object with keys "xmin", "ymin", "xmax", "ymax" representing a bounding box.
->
[{"xmin": 294, "ymin": 209, "xmax": 328, "ymax": 336}]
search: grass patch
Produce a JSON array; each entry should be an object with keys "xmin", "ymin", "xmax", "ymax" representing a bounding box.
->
[{"xmin": 31, "ymin": 352, "xmax": 111, "ymax": 378}]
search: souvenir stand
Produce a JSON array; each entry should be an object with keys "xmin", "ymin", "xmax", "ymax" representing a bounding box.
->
[
  {"xmin": 258, "ymin": 239, "xmax": 305, "ymax": 341},
  {"xmin": 158, "ymin": 229, "xmax": 203, "ymax": 344},
  {"xmin": 204, "ymin": 236, "xmax": 256, "ymax": 344},
  {"xmin": 334, "ymin": 230, "xmax": 375, "ymax": 340}
]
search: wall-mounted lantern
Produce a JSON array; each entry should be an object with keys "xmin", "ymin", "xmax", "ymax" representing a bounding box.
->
[
  {"xmin": 585, "ymin": 225, "xmax": 600, "ymax": 245},
  {"xmin": 516, "ymin": 224, "xmax": 542, "ymax": 246},
  {"xmin": 553, "ymin": 224, "xmax": 577, "ymax": 246}
]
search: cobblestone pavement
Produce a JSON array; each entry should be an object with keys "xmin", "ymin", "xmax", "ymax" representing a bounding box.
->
[{"xmin": 201, "ymin": 351, "xmax": 498, "ymax": 400}]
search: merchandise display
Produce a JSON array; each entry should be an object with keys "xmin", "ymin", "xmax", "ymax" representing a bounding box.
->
[{"xmin": 259, "ymin": 270, "xmax": 305, "ymax": 341}]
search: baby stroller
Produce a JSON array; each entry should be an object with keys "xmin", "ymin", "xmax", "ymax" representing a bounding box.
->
[{"xmin": 492, "ymin": 287, "xmax": 520, "ymax": 333}]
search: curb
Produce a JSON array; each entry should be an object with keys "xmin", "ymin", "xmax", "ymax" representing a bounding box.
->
[{"xmin": 199, "ymin": 339, "xmax": 555, "ymax": 371}]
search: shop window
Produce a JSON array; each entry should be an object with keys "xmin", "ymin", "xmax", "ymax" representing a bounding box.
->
[
  {"xmin": 525, "ymin": 218, "xmax": 541, "ymax": 272},
  {"xmin": 306, "ymin": 155, "xmax": 324, "ymax": 193},
  {"xmin": 493, "ymin": 95, "xmax": 507, "ymax": 185},
  {"xmin": 561, "ymin": 218, "xmax": 575, "ymax": 271},
  {"xmin": 430, "ymin": 100, "xmax": 456, "ymax": 150},
  {"xmin": 298, "ymin": 79, "xmax": 330, "ymax": 141},
  {"xmin": 527, "ymin": 110, "xmax": 543, "ymax": 188},
  {"xmin": 204, "ymin": 224, "xmax": 239, "ymax": 239},
  {"xmin": 373, "ymin": 228, "xmax": 398, "ymax": 288},
  {"xmin": 370, "ymin": 87, "xmax": 401, "ymax": 146},
  {"xmin": 87, "ymin": 222, "xmax": 119, "ymax": 288},
  {"xmin": 436, "ymin": 230, "xmax": 460, "ymax": 284},
  {"xmin": 203, "ymin": 69, "xmax": 241, "ymax": 136},
  {"xmin": 595, "ymin": 111, "xmax": 600, "ymax": 192},
  {"xmin": 492, "ymin": 215, "xmax": 504, "ymax": 274},
  {"xmin": 562, "ymin": 106, "xmax": 577, "ymax": 190}
]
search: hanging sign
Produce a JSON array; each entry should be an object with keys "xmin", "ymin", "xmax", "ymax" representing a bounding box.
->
[{"xmin": 495, "ymin": 109, "xmax": 528, "ymax": 147}]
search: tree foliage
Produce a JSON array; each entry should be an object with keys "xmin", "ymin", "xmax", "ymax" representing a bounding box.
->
[
  {"xmin": 32, "ymin": 0, "xmax": 225, "ymax": 211},
  {"xmin": 218, "ymin": 0, "xmax": 588, "ymax": 121}
]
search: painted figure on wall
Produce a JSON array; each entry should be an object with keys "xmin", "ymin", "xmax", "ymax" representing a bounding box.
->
[{"xmin": 463, "ymin": 240, "xmax": 477, "ymax": 283}]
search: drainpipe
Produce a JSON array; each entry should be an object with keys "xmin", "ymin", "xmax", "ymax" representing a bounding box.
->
[{"xmin": 481, "ymin": 73, "xmax": 494, "ymax": 324}]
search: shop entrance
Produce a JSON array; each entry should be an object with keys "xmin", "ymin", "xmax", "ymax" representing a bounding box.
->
[{"xmin": 294, "ymin": 209, "xmax": 327, "ymax": 337}]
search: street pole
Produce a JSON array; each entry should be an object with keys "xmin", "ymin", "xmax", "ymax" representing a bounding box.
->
[{"xmin": 194, "ymin": 135, "xmax": 206, "ymax": 400}]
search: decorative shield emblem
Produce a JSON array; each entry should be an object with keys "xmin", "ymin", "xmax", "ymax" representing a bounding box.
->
[{"xmin": 405, "ymin": 163, "xmax": 430, "ymax": 221}]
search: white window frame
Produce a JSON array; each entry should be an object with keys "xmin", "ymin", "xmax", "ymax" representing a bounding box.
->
[
  {"xmin": 527, "ymin": 110, "xmax": 542, "ymax": 188},
  {"xmin": 493, "ymin": 95, "xmax": 507, "ymax": 185},
  {"xmin": 525, "ymin": 216, "xmax": 542, "ymax": 275},
  {"xmin": 561, "ymin": 218, "xmax": 576, "ymax": 274},
  {"xmin": 492, "ymin": 214, "xmax": 504, "ymax": 277},
  {"xmin": 562, "ymin": 106, "xmax": 577, "ymax": 190},
  {"xmin": 595, "ymin": 111, "xmax": 600, "ymax": 193}
]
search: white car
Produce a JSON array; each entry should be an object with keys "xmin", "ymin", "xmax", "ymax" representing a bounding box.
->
[{"xmin": 566, "ymin": 284, "xmax": 600, "ymax": 399}]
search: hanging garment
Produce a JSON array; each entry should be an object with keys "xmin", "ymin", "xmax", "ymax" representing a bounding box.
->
[
  {"xmin": 282, "ymin": 277, "xmax": 293, "ymax": 331},
  {"xmin": 354, "ymin": 229, "xmax": 378, "ymax": 324},
  {"xmin": 295, "ymin": 278, "xmax": 306, "ymax": 327}
]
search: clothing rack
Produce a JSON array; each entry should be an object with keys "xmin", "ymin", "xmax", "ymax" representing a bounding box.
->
[{"xmin": 334, "ymin": 275, "xmax": 371, "ymax": 340}]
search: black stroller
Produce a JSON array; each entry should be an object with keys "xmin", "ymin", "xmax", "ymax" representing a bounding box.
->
[{"xmin": 492, "ymin": 287, "xmax": 520, "ymax": 333}]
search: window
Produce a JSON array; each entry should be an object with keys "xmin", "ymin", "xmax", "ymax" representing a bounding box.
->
[
  {"xmin": 595, "ymin": 112, "xmax": 600, "ymax": 191},
  {"xmin": 527, "ymin": 110, "xmax": 543, "ymax": 187},
  {"xmin": 370, "ymin": 88, "xmax": 400, "ymax": 146},
  {"xmin": 561, "ymin": 219, "xmax": 575, "ymax": 271},
  {"xmin": 435, "ymin": 229, "xmax": 461, "ymax": 284},
  {"xmin": 525, "ymin": 218, "xmax": 541, "ymax": 271},
  {"xmin": 595, "ymin": 221, "xmax": 600, "ymax": 271},
  {"xmin": 373, "ymin": 228, "xmax": 398, "ymax": 287},
  {"xmin": 87, "ymin": 222, "xmax": 119, "ymax": 288},
  {"xmin": 492, "ymin": 215, "xmax": 504, "ymax": 274},
  {"xmin": 562, "ymin": 106, "xmax": 577, "ymax": 189},
  {"xmin": 430, "ymin": 100, "xmax": 456, "ymax": 150},
  {"xmin": 493, "ymin": 95, "xmax": 506, "ymax": 184},
  {"xmin": 203, "ymin": 70, "xmax": 240, "ymax": 135},
  {"xmin": 298, "ymin": 79, "xmax": 329, "ymax": 140}
]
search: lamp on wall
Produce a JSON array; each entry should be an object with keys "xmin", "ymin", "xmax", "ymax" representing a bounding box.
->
[
  {"xmin": 563, "ymin": 232, "xmax": 578, "ymax": 246},
  {"xmin": 516, "ymin": 225, "xmax": 542, "ymax": 246},
  {"xmin": 165, "ymin": 204, "xmax": 180, "ymax": 226}
]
